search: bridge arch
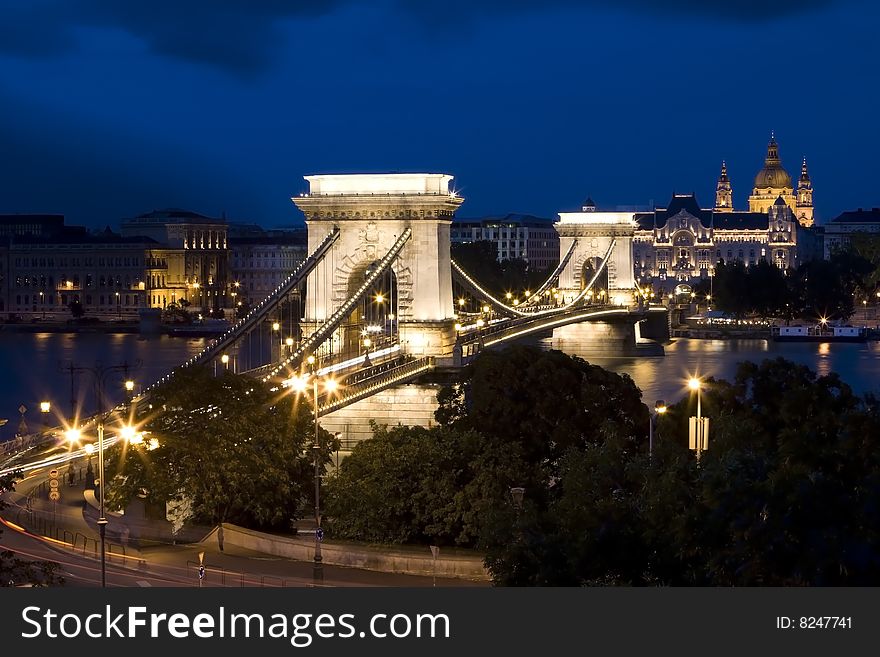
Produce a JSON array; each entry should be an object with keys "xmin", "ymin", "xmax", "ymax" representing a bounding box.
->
[
  {"xmin": 555, "ymin": 210, "xmax": 636, "ymax": 304},
  {"xmin": 294, "ymin": 174, "xmax": 464, "ymax": 357}
]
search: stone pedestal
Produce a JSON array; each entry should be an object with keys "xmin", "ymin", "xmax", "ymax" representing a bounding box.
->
[{"xmin": 321, "ymin": 383, "xmax": 442, "ymax": 445}]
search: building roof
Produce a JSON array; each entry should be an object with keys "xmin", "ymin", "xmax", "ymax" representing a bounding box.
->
[
  {"xmin": 454, "ymin": 213, "xmax": 554, "ymax": 227},
  {"xmin": 754, "ymin": 134, "xmax": 792, "ymax": 189},
  {"xmin": 129, "ymin": 208, "xmax": 221, "ymax": 223},
  {"xmin": 7, "ymin": 232, "xmax": 158, "ymax": 246},
  {"xmin": 634, "ymin": 194, "xmax": 713, "ymax": 229},
  {"xmin": 633, "ymin": 193, "xmax": 768, "ymax": 231},
  {"xmin": 712, "ymin": 212, "xmax": 768, "ymax": 230},
  {"xmin": 828, "ymin": 208, "xmax": 880, "ymax": 224},
  {"xmin": 0, "ymin": 214, "xmax": 65, "ymax": 223}
]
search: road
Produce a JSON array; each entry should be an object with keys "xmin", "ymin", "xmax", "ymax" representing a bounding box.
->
[{"xmin": 2, "ymin": 445, "xmax": 488, "ymax": 588}]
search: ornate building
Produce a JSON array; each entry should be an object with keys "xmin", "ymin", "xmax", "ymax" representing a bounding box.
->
[
  {"xmin": 630, "ymin": 136, "xmax": 820, "ymax": 297},
  {"xmin": 745, "ymin": 133, "xmax": 814, "ymax": 226}
]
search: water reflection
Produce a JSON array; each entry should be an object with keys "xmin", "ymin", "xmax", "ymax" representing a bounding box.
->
[
  {"xmin": 0, "ymin": 333, "xmax": 207, "ymax": 440},
  {"xmin": 544, "ymin": 337, "xmax": 880, "ymax": 408},
  {"xmin": 3, "ymin": 332, "xmax": 879, "ymax": 440}
]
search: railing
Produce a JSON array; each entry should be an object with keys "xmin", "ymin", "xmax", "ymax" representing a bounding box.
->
[
  {"xmin": 259, "ymin": 227, "xmax": 413, "ymax": 381},
  {"xmin": 452, "ymin": 238, "xmax": 618, "ymax": 326},
  {"xmin": 140, "ymin": 227, "xmax": 340, "ymax": 394},
  {"xmin": 318, "ymin": 356, "xmax": 435, "ymax": 415},
  {"xmin": 519, "ymin": 239, "xmax": 578, "ymax": 306}
]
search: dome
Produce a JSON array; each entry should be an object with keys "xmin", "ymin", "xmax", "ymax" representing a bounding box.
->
[{"xmin": 754, "ymin": 134, "xmax": 792, "ymax": 190}]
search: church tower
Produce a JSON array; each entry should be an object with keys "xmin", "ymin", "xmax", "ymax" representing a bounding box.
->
[
  {"xmin": 714, "ymin": 161, "xmax": 733, "ymax": 212},
  {"xmin": 748, "ymin": 133, "xmax": 796, "ymax": 214},
  {"xmin": 796, "ymin": 157, "xmax": 814, "ymax": 227}
]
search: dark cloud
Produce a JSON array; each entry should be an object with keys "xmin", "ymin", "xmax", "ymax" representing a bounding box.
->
[
  {"xmin": 395, "ymin": 0, "xmax": 838, "ymax": 22},
  {"xmin": 0, "ymin": 0, "xmax": 347, "ymax": 76},
  {"xmin": 0, "ymin": 0, "xmax": 846, "ymax": 76},
  {"xmin": 0, "ymin": 92, "xmax": 257, "ymax": 225}
]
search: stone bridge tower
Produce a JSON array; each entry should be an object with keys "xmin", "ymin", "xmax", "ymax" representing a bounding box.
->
[
  {"xmin": 555, "ymin": 208, "xmax": 636, "ymax": 304},
  {"xmin": 293, "ymin": 173, "xmax": 463, "ymax": 357}
]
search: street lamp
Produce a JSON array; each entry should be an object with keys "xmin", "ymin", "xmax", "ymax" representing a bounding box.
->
[
  {"xmin": 291, "ymin": 358, "xmax": 340, "ymax": 585},
  {"xmin": 65, "ymin": 361, "xmax": 138, "ymax": 587},
  {"xmin": 362, "ymin": 336, "xmax": 372, "ymax": 367},
  {"xmin": 39, "ymin": 291, "xmax": 45, "ymax": 319},
  {"xmin": 688, "ymin": 377, "xmax": 709, "ymax": 460},
  {"xmin": 510, "ymin": 487, "xmax": 525, "ymax": 546},
  {"xmin": 648, "ymin": 399, "xmax": 667, "ymax": 456}
]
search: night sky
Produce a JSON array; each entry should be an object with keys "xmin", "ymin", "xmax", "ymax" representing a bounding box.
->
[{"xmin": 0, "ymin": 0, "xmax": 876, "ymax": 228}]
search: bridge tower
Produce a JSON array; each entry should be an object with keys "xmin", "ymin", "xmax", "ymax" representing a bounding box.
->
[
  {"xmin": 293, "ymin": 173, "xmax": 463, "ymax": 357},
  {"xmin": 555, "ymin": 209, "xmax": 637, "ymax": 304}
]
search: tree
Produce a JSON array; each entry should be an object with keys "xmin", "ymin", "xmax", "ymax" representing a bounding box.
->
[
  {"xmin": 327, "ymin": 346, "xmax": 649, "ymax": 558},
  {"xmin": 325, "ymin": 423, "xmax": 487, "ymax": 546},
  {"xmin": 712, "ymin": 260, "xmax": 750, "ymax": 318},
  {"xmin": 847, "ymin": 233, "xmax": 880, "ymax": 291},
  {"xmin": 436, "ymin": 346, "xmax": 648, "ymax": 471},
  {"xmin": 161, "ymin": 302, "xmax": 193, "ymax": 325},
  {"xmin": 105, "ymin": 367, "xmax": 336, "ymax": 531},
  {"xmin": 0, "ymin": 471, "xmax": 64, "ymax": 586}
]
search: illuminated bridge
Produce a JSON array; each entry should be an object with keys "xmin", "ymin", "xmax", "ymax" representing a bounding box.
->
[{"xmin": 130, "ymin": 173, "xmax": 667, "ymax": 444}]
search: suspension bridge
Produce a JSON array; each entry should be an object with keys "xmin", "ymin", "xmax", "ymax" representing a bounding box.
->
[{"xmin": 122, "ymin": 173, "xmax": 666, "ymax": 443}]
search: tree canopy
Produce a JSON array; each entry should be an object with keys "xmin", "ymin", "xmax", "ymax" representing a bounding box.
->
[
  {"xmin": 105, "ymin": 366, "xmax": 336, "ymax": 531},
  {"xmin": 327, "ymin": 348, "xmax": 880, "ymax": 586},
  {"xmin": 711, "ymin": 250, "xmax": 875, "ymax": 322}
]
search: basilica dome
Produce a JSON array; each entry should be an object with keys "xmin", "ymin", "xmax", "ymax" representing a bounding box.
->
[{"xmin": 753, "ymin": 134, "xmax": 792, "ymax": 189}]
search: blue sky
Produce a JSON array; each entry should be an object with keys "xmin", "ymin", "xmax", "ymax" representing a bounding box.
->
[{"xmin": 0, "ymin": 0, "xmax": 876, "ymax": 227}]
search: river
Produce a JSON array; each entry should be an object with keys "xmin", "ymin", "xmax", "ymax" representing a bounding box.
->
[{"xmin": 2, "ymin": 332, "xmax": 879, "ymax": 441}]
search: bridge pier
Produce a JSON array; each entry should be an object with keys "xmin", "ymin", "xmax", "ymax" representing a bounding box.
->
[
  {"xmin": 320, "ymin": 383, "xmax": 442, "ymax": 446},
  {"xmin": 548, "ymin": 316, "xmax": 662, "ymax": 358}
]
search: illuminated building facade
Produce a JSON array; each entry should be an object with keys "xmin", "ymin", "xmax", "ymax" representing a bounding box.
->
[{"xmin": 628, "ymin": 136, "xmax": 818, "ymax": 296}]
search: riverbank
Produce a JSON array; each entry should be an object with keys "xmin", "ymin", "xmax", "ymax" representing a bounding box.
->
[
  {"xmin": 672, "ymin": 326, "xmax": 880, "ymax": 340},
  {"xmin": 0, "ymin": 320, "xmax": 228, "ymax": 337}
]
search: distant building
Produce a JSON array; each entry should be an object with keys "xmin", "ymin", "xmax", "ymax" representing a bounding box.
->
[
  {"xmin": 229, "ymin": 228, "xmax": 308, "ymax": 307},
  {"xmin": 743, "ymin": 133, "xmax": 815, "ymax": 227},
  {"xmin": 823, "ymin": 207, "xmax": 880, "ymax": 258},
  {"xmin": 1, "ymin": 224, "xmax": 153, "ymax": 318},
  {"xmin": 450, "ymin": 214, "xmax": 560, "ymax": 270},
  {"xmin": 121, "ymin": 209, "xmax": 230, "ymax": 314},
  {"xmin": 632, "ymin": 193, "xmax": 816, "ymax": 297},
  {"xmin": 0, "ymin": 214, "xmax": 69, "ymax": 239}
]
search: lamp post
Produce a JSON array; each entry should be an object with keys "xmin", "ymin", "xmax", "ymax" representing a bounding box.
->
[
  {"xmin": 66, "ymin": 361, "xmax": 138, "ymax": 587},
  {"xmin": 362, "ymin": 336, "xmax": 372, "ymax": 368},
  {"xmin": 293, "ymin": 356, "xmax": 340, "ymax": 586},
  {"xmin": 510, "ymin": 487, "xmax": 525, "ymax": 549},
  {"xmin": 39, "ymin": 291, "xmax": 45, "ymax": 319},
  {"xmin": 648, "ymin": 399, "xmax": 667, "ymax": 457},
  {"xmin": 688, "ymin": 377, "xmax": 708, "ymax": 460},
  {"xmin": 40, "ymin": 401, "xmax": 51, "ymax": 428}
]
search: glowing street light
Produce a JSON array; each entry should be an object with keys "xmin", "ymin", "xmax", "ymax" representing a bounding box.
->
[
  {"xmin": 649, "ymin": 399, "xmax": 667, "ymax": 456},
  {"xmin": 289, "ymin": 359, "xmax": 341, "ymax": 585},
  {"xmin": 688, "ymin": 378, "xmax": 709, "ymax": 460}
]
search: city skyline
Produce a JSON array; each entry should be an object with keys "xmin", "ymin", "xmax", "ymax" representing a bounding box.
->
[{"xmin": 1, "ymin": 1, "xmax": 877, "ymax": 227}]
